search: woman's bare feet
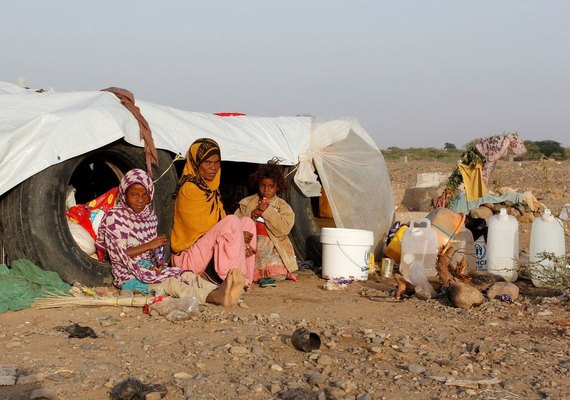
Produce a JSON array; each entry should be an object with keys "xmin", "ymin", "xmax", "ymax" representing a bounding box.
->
[{"xmin": 206, "ymin": 268, "xmax": 246, "ymax": 306}]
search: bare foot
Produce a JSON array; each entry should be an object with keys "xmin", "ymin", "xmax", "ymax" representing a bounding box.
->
[{"xmin": 206, "ymin": 268, "xmax": 245, "ymax": 306}]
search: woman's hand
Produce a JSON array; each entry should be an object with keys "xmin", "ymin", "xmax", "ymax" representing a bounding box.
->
[
  {"xmin": 243, "ymin": 231, "xmax": 255, "ymax": 257},
  {"xmin": 245, "ymin": 244, "xmax": 256, "ymax": 257},
  {"xmin": 147, "ymin": 235, "xmax": 168, "ymax": 251},
  {"xmin": 126, "ymin": 234, "xmax": 168, "ymax": 259},
  {"xmin": 243, "ymin": 231, "xmax": 253, "ymax": 244}
]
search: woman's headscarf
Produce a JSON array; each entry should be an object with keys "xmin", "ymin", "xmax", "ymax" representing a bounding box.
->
[
  {"xmin": 96, "ymin": 168, "xmax": 182, "ymax": 287},
  {"xmin": 171, "ymin": 138, "xmax": 226, "ymax": 253}
]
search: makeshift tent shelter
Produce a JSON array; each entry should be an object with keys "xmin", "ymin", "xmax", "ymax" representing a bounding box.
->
[{"xmin": 0, "ymin": 81, "xmax": 393, "ymax": 284}]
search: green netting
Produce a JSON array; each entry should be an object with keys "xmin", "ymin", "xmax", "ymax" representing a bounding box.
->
[{"xmin": 0, "ymin": 259, "xmax": 71, "ymax": 313}]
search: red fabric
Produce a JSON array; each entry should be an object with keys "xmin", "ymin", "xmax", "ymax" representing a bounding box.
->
[
  {"xmin": 66, "ymin": 187, "xmax": 119, "ymax": 239},
  {"xmin": 256, "ymin": 221, "xmax": 269, "ymax": 236},
  {"xmin": 214, "ymin": 112, "xmax": 246, "ymax": 117}
]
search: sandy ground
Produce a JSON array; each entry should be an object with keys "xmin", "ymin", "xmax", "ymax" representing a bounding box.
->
[{"xmin": 1, "ymin": 159, "xmax": 569, "ymax": 400}]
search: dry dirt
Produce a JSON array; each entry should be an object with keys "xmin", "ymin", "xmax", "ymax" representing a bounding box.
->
[{"xmin": 1, "ymin": 159, "xmax": 569, "ymax": 400}]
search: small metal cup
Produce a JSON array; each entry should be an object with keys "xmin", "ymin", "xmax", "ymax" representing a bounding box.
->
[
  {"xmin": 380, "ymin": 258, "xmax": 394, "ymax": 278},
  {"xmin": 291, "ymin": 328, "xmax": 321, "ymax": 352}
]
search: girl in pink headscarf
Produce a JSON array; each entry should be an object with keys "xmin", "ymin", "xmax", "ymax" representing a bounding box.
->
[{"xmin": 96, "ymin": 168, "xmax": 183, "ymax": 293}]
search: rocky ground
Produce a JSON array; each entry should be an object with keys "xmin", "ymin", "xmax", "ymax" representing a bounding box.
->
[{"xmin": 1, "ymin": 159, "xmax": 569, "ymax": 400}]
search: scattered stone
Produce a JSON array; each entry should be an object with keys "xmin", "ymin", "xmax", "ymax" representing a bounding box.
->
[
  {"xmin": 100, "ymin": 319, "xmax": 117, "ymax": 327},
  {"xmin": 270, "ymin": 364, "xmax": 283, "ymax": 372},
  {"xmin": 335, "ymin": 379, "xmax": 357, "ymax": 393},
  {"xmin": 173, "ymin": 372, "xmax": 191, "ymax": 387},
  {"xmin": 356, "ymin": 392, "xmax": 372, "ymax": 400},
  {"xmin": 30, "ymin": 388, "xmax": 59, "ymax": 400},
  {"xmin": 449, "ymin": 281, "xmax": 485, "ymax": 309},
  {"xmin": 470, "ymin": 206, "xmax": 493, "ymax": 220},
  {"xmin": 17, "ymin": 373, "xmax": 44, "ymax": 385},
  {"xmin": 407, "ymin": 364, "xmax": 426, "ymax": 374},
  {"xmin": 487, "ymin": 282, "xmax": 519, "ymax": 300},
  {"xmin": 317, "ymin": 355, "xmax": 334, "ymax": 366},
  {"xmin": 144, "ymin": 393, "xmax": 162, "ymax": 400},
  {"xmin": 229, "ymin": 346, "xmax": 249, "ymax": 355},
  {"xmin": 250, "ymin": 383, "xmax": 264, "ymax": 393},
  {"xmin": 241, "ymin": 377, "xmax": 255, "ymax": 386},
  {"xmin": 476, "ymin": 342, "xmax": 490, "ymax": 355},
  {"xmin": 307, "ymin": 373, "xmax": 325, "ymax": 386}
]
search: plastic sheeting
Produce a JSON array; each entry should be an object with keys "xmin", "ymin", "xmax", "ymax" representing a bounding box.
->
[
  {"xmin": 449, "ymin": 192, "xmax": 526, "ymax": 214},
  {"xmin": 296, "ymin": 119, "xmax": 394, "ymax": 247},
  {"xmin": 0, "ymin": 82, "xmax": 393, "ymax": 247},
  {"xmin": 0, "ymin": 82, "xmax": 310, "ymax": 197}
]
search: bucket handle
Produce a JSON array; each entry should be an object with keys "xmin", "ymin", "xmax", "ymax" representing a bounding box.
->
[{"xmin": 334, "ymin": 241, "xmax": 369, "ymax": 273}]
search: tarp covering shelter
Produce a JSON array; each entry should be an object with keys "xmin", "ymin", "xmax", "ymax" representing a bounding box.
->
[{"xmin": 0, "ymin": 82, "xmax": 393, "ymax": 245}]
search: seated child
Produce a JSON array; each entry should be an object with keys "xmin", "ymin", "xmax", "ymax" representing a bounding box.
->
[
  {"xmin": 235, "ymin": 162, "xmax": 298, "ymax": 282},
  {"xmin": 96, "ymin": 168, "xmax": 244, "ymax": 306}
]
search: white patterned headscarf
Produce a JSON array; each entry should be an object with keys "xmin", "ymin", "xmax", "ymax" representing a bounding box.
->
[{"xmin": 96, "ymin": 168, "xmax": 182, "ymax": 287}]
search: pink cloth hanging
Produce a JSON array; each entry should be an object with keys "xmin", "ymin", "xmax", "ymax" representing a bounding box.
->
[{"xmin": 475, "ymin": 133, "xmax": 527, "ymax": 184}]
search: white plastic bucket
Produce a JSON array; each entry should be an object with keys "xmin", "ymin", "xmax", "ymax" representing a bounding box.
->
[{"xmin": 320, "ymin": 228, "xmax": 374, "ymax": 280}]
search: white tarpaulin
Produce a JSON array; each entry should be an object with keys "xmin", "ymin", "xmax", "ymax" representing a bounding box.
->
[
  {"xmin": 0, "ymin": 82, "xmax": 310, "ymax": 197},
  {"xmin": 0, "ymin": 82, "xmax": 393, "ymax": 246}
]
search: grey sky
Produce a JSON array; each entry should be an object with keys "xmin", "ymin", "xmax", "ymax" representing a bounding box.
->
[{"xmin": 2, "ymin": 1, "xmax": 569, "ymax": 148}]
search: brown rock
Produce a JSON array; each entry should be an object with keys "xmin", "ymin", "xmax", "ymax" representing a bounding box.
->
[
  {"xmin": 518, "ymin": 212, "xmax": 535, "ymax": 224},
  {"xmin": 487, "ymin": 282, "xmax": 519, "ymax": 301},
  {"xmin": 448, "ymin": 281, "xmax": 485, "ymax": 309},
  {"xmin": 30, "ymin": 388, "xmax": 59, "ymax": 400},
  {"xmin": 470, "ymin": 206, "xmax": 493, "ymax": 221}
]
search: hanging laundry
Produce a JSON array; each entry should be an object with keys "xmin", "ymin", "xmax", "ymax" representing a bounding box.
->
[{"xmin": 475, "ymin": 133, "xmax": 527, "ymax": 184}]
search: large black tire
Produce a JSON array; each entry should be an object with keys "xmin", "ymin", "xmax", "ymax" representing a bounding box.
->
[
  {"xmin": 284, "ymin": 172, "xmax": 321, "ymax": 264},
  {"xmin": 0, "ymin": 140, "xmax": 177, "ymax": 286}
]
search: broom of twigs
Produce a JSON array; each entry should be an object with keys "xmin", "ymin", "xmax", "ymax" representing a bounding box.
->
[{"xmin": 32, "ymin": 294, "xmax": 154, "ymax": 309}]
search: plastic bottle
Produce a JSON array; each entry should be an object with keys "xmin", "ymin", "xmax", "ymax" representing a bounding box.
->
[
  {"xmin": 400, "ymin": 218, "xmax": 439, "ymax": 280},
  {"xmin": 448, "ymin": 227, "xmax": 476, "ymax": 273},
  {"xmin": 529, "ymin": 208, "xmax": 566, "ymax": 287},
  {"xmin": 406, "ymin": 261, "xmax": 436, "ymax": 299},
  {"xmin": 487, "ymin": 208, "xmax": 519, "ymax": 282},
  {"xmin": 150, "ymin": 296, "xmax": 199, "ymax": 319},
  {"xmin": 165, "ymin": 309, "xmax": 192, "ymax": 321}
]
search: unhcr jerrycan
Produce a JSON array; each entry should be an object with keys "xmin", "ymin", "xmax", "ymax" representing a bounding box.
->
[
  {"xmin": 529, "ymin": 209, "xmax": 566, "ymax": 287},
  {"xmin": 474, "ymin": 236, "xmax": 488, "ymax": 271},
  {"xmin": 400, "ymin": 218, "xmax": 439, "ymax": 280},
  {"xmin": 487, "ymin": 208, "xmax": 519, "ymax": 282}
]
